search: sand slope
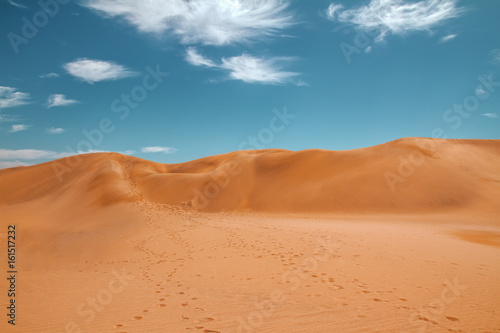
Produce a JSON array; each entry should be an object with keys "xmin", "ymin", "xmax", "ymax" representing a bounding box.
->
[{"xmin": 1, "ymin": 137, "xmax": 499, "ymax": 217}]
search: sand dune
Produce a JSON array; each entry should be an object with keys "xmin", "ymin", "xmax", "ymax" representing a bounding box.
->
[
  {"xmin": 1, "ymin": 138, "xmax": 499, "ymax": 332},
  {"xmin": 1, "ymin": 137, "xmax": 499, "ymax": 216}
]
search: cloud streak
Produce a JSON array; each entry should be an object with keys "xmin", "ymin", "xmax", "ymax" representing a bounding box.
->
[
  {"xmin": 185, "ymin": 47, "xmax": 216, "ymax": 67},
  {"xmin": 63, "ymin": 58, "xmax": 137, "ymax": 84},
  {"xmin": 141, "ymin": 146, "xmax": 177, "ymax": 154},
  {"xmin": 490, "ymin": 49, "xmax": 500, "ymax": 64},
  {"xmin": 326, "ymin": 0, "xmax": 463, "ymax": 41},
  {"xmin": 39, "ymin": 72, "xmax": 59, "ymax": 79},
  {"xmin": 0, "ymin": 149, "xmax": 64, "ymax": 160},
  {"xmin": 439, "ymin": 34, "xmax": 457, "ymax": 43},
  {"xmin": 0, "ymin": 161, "xmax": 31, "ymax": 169},
  {"xmin": 0, "ymin": 86, "xmax": 31, "ymax": 109},
  {"xmin": 186, "ymin": 49, "xmax": 303, "ymax": 85},
  {"xmin": 6, "ymin": 0, "xmax": 28, "ymax": 9},
  {"xmin": 47, "ymin": 127, "xmax": 65, "ymax": 134},
  {"xmin": 221, "ymin": 54, "xmax": 300, "ymax": 85},
  {"xmin": 0, "ymin": 148, "xmax": 137, "ymax": 169},
  {"xmin": 47, "ymin": 94, "xmax": 80, "ymax": 108},
  {"xmin": 81, "ymin": 0, "xmax": 294, "ymax": 46},
  {"xmin": 9, "ymin": 124, "xmax": 30, "ymax": 133},
  {"xmin": 0, "ymin": 114, "xmax": 21, "ymax": 122}
]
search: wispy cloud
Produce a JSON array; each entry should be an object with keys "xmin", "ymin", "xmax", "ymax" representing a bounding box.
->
[
  {"xmin": 63, "ymin": 58, "xmax": 138, "ymax": 84},
  {"xmin": 326, "ymin": 3, "xmax": 343, "ymax": 20},
  {"xmin": 46, "ymin": 127, "xmax": 65, "ymax": 134},
  {"xmin": 221, "ymin": 54, "xmax": 301, "ymax": 85},
  {"xmin": 0, "ymin": 149, "xmax": 77, "ymax": 163},
  {"xmin": 481, "ymin": 113, "xmax": 498, "ymax": 118},
  {"xmin": 0, "ymin": 148, "xmax": 136, "ymax": 169},
  {"xmin": 6, "ymin": 0, "xmax": 28, "ymax": 9},
  {"xmin": 9, "ymin": 124, "xmax": 30, "ymax": 133},
  {"xmin": 185, "ymin": 47, "xmax": 216, "ymax": 67},
  {"xmin": 47, "ymin": 94, "xmax": 80, "ymax": 108},
  {"xmin": 186, "ymin": 49, "xmax": 303, "ymax": 85},
  {"xmin": 0, "ymin": 161, "xmax": 31, "ymax": 169},
  {"xmin": 141, "ymin": 146, "xmax": 177, "ymax": 154},
  {"xmin": 0, "ymin": 86, "xmax": 31, "ymax": 109},
  {"xmin": 439, "ymin": 34, "xmax": 457, "ymax": 43},
  {"xmin": 476, "ymin": 86, "xmax": 488, "ymax": 97},
  {"xmin": 0, "ymin": 149, "xmax": 61, "ymax": 160},
  {"xmin": 0, "ymin": 114, "xmax": 21, "ymax": 122},
  {"xmin": 81, "ymin": 0, "xmax": 294, "ymax": 46},
  {"xmin": 326, "ymin": 0, "xmax": 463, "ymax": 41},
  {"xmin": 490, "ymin": 49, "xmax": 500, "ymax": 64},
  {"xmin": 39, "ymin": 72, "xmax": 59, "ymax": 79}
]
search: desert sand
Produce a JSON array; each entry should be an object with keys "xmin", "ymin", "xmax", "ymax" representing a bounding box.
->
[{"xmin": 0, "ymin": 137, "xmax": 499, "ymax": 332}]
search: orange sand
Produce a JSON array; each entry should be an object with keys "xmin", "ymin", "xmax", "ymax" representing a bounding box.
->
[{"xmin": 0, "ymin": 137, "xmax": 499, "ymax": 332}]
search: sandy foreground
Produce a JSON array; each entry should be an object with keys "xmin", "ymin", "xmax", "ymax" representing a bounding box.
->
[
  {"xmin": 1, "ymin": 209, "xmax": 499, "ymax": 333},
  {"xmin": 1, "ymin": 138, "xmax": 499, "ymax": 332}
]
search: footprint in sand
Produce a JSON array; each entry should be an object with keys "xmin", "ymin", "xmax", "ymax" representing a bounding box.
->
[
  {"xmin": 133, "ymin": 316, "xmax": 143, "ymax": 320},
  {"xmin": 446, "ymin": 316, "xmax": 459, "ymax": 322},
  {"xmin": 199, "ymin": 317, "xmax": 214, "ymax": 322}
]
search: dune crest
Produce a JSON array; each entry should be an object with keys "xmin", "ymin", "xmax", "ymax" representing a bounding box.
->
[{"xmin": 1, "ymin": 138, "xmax": 499, "ymax": 218}]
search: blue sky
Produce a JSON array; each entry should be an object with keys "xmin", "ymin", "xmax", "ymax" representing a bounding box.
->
[{"xmin": 1, "ymin": 0, "xmax": 499, "ymax": 168}]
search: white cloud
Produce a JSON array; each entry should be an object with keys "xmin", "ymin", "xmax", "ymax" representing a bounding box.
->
[
  {"xmin": 0, "ymin": 149, "xmax": 61, "ymax": 160},
  {"xmin": 81, "ymin": 0, "xmax": 294, "ymax": 46},
  {"xmin": 141, "ymin": 146, "xmax": 177, "ymax": 154},
  {"xmin": 476, "ymin": 86, "xmax": 488, "ymax": 97},
  {"xmin": 0, "ymin": 148, "xmax": 139, "ymax": 170},
  {"xmin": 63, "ymin": 58, "xmax": 137, "ymax": 84},
  {"xmin": 47, "ymin": 94, "xmax": 80, "ymax": 108},
  {"xmin": 186, "ymin": 49, "xmax": 302, "ymax": 85},
  {"xmin": 185, "ymin": 48, "xmax": 303, "ymax": 85},
  {"xmin": 0, "ymin": 161, "xmax": 31, "ymax": 169},
  {"xmin": 327, "ymin": 0, "xmax": 463, "ymax": 41},
  {"xmin": 490, "ymin": 49, "xmax": 500, "ymax": 64},
  {"xmin": 221, "ymin": 54, "xmax": 301, "ymax": 85},
  {"xmin": 9, "ymin": 124, "xmax": 30, "ymax": 133},
  {"xmin": 46, "ymin": 127, "xmax": 65, "ymax": 134},
  {"xmin": 39, "ymin": 72, "xmax": 59, "ymax": 79},
  {"xmin": 6, "ymin": 0, "xmax": 28, "ymax": 9},
  {"xmin": 481, "ymin": 113, "xmax": 498, "ymax": 119},
  {"xmin": 185, "ymin": 47, "xmax": 216, "ymax": 67},
  {"xmin": 0, "ymin": 114, "xmax": 20, "ymax": 122},
  {"xmin": 0, "ymin": 86, "xmax": 31, "ymax": 109},
  {"xmin": 0, "ymin": 148, "xmax": 136, "ymax": 167},
  {"xmin": 439, "ymin": 34, "xmax": 457, "ymax": 43},
  {"xmin": 326, "ymin": 3, "xmax": 343, "ymax": 20}
]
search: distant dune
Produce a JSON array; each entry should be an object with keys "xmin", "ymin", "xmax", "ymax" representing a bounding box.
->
[{"xmin": 1, "ymin": 137, "xmax": 499, "ymax": 219}]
